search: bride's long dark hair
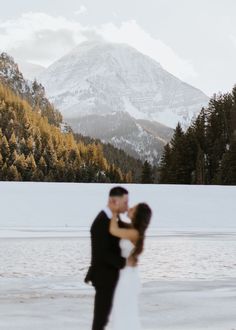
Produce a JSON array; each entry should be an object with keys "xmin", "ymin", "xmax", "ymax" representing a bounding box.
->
[{"xmin": 131, "ymin": 203, "xmax": 152, "ymax": 264}]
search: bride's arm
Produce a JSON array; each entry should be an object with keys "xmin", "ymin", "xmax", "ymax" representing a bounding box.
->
[{"xmin": 109, "ymin": 213, "xmax": 139, "ymax": 241}]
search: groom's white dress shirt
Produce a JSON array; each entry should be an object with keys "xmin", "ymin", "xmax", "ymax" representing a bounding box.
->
[{"xmin": 103, "ymin": 206, "xmax": 113, "ymax": 219}]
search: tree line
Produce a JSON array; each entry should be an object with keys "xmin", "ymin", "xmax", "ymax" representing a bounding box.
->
[
  {"xmin": 159, "ymin": 86, "xmax": 236, "ymax": 185},
  {"xmin": 0, "ymin": 83, "xmax": 134, "ymax": 183}
]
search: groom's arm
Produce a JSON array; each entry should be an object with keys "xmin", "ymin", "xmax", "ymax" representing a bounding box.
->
[{"xmin": 94, "ymin": 218, "xmax": 126, "ymax": 269}]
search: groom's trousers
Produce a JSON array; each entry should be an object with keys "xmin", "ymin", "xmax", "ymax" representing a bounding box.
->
[{"xmin": 92, "ymin": 283, "xmax": 116, "ymax": 330}]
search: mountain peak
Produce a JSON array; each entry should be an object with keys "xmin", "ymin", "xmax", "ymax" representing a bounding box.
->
[
  {"xmin": 37, "ymin": 41, "xmax": 209, "ymax": 162},
  {"xmin": 39, "ymin": 40, "xmax": 208, "ymax": 129},
  {"xmin": 74, "ymin": 39, "xmax": 162, "ymax": 68}
]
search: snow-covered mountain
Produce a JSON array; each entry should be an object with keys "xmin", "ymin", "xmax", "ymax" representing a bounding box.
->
[
  {"xmin": 68, "ymin": 112, "xmax": 173, "ymax": 163},
  {"xmin": 38, "ymin": 40, "xmax": 209, "ymax": 127},
  {"xmin": 17, "ymin": 60, "xmax": 45, "ymax": 81},
  {"xmin": 38, "ymin": 40, "xmax": 209, "ymax": 162}
]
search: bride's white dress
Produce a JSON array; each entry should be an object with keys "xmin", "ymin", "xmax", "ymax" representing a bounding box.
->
[{"xmin": 110, "ymin": 238, "xmax": 142, "ymax": 330}]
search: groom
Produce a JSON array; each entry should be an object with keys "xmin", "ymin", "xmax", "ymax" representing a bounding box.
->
[{"xmin": 85, "ymin": 186, "xmax": 134, "ymax": 330}]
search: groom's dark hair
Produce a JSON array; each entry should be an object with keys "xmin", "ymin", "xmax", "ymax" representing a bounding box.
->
[{"xmin": 109, "ymin": 186, "xmax": 128, "ymax": 197}]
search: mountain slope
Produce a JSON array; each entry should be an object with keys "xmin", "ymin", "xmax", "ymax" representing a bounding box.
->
[
  {"xmin": 38, "ymin": 40, "xmax": 209, "ymax": 128},
  {"xmin": 0, "ymin": 52, "xmax": 62, "ymax": 127},
  {"xmin": 68, "ymin": 112, "xmax": 172, "ymax": 163},
  {"xmin": 17, "ymin": 59, "xmax": 45, "ymax": 81},
  {"xmin": 0, "ymin": 52, "xmax": 145, "ymax": 183},
  {"xmin": 38, "ymin": 40, "xmax": 208, "ymax": 162}
]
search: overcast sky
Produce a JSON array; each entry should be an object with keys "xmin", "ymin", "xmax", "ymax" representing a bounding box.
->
[{"xmin": 0, "ymin": 0, "xmax": 235, "ymax": 96}]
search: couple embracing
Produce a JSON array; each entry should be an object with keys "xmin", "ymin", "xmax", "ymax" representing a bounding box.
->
[{"xmin": 85, "ymin": 186, "xmax": 152, "ymax": 330}]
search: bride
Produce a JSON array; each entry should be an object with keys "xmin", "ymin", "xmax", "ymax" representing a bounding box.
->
[{"xmin": 108, "ymin": 202, "xmax": 152, "ymax": 330}]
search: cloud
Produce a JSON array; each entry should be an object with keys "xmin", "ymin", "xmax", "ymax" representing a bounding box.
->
[
  {"xmin": 0, "ymin": 12, "xmax": 87, "ymax": 66},
  {"xmin": 74, "ymin": 5, "xmax": 87, "ymax": 16},
  {"xmin": 97, "ymin": 20, "xmax": 198, "ymax": 80},
  {"xmin": 10, "ymin": 29, "xmax": 76, "ymax": 64},
  {"xmin": 0, "ymin": 12, "xmax": 197, "ymax": 80},
  {"xmin": 229, "ymin": 34, "xmax": 236, "ymax": 48}
]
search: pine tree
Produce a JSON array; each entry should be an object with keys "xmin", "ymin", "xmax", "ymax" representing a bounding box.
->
[
  {"xmin": 159, "ymin": 143, "xmax": 172, "ymax": 183},
  {"xmin": 125, "ymin": 171, "xmax": 133, "ymax": 183},
  {"xmin": 205, "ymin": 93, "xmax": 232, "ymax": 183},
  {"xmin": 1, "ymin": 163, "xmax": 8, "ymax": 180},
  {"xmin": 169, "ymin": 122, "xmax": 191, "ymax": 183},
  {"xmin": 7, "ymin": 165, "xmax": 21, "ymax": 181},
  {"xmin": 195, "ymin": 144, "xmax": 205, "ymax": 184},
  {"xmin": 9, "ymin": 149, "xmax": 18, "ymax": 165},
  {"xmin": 25, "ymin": 154, "xmax": 37, "ymax": 180},
  {"xmin": 0, "ymin": 135, "xmax": 10, "ymax": 161},
  {"xmin": 38, "ymin": 156, "xmax": 47, "ymax": 175},
  {"xmin": 141, "ymin": 160, "xmax": 154, "ymax": 183},
  {"xmin": 25, "ymin": 136, "xmax": 34, "ymax": 156},
  {"xmin": 9, "ymin": 132, "xmax": 17, "ymax": 153},
  {"xmin": 42, "ymin": 141, "xmax": 57, "ymax": 169},
  {"xmin": 220, "ymin": 138, "xmax": 236, "ymax": 184},
  {"xmin": 0, "ymin": 153, "xmax": 3, "ymax": 180},
  {"xmin": 14, "ymin": 154, "xmax": 27, "ymax": 180},
  {"xmin": 231, "ymin": 86, "xmax": 236, "ymax": 129}
]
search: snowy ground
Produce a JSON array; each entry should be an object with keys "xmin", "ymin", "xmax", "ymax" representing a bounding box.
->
[
  {"xmin": 1, "ymin": 277, "xmax": 236, "ymax": 330},
  {"xmin": 0, "ymin": 182, "xmax": 236, "ymax": 329},
  {"xmin": 0, "ymin": 181, "xmax": 236, "ymax": 230}
]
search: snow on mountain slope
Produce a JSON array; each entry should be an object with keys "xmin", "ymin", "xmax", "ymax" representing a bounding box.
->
[
  {"xmin": 38, "ymin": 40, "xmax": 209, "ymax": 128},
  {"xmin": 17, "ymin": 60, "xmax": 45, "ymax": 81},
  {"xmin": 37, "ymin": 40, "xmax": 209, "ymax": 162},
  {"xmin": 67, "ymin": 112, "xmax": 171, "ymax": 163}
]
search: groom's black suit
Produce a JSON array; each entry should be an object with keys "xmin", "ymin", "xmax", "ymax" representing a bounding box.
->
[{"xmin": 84, "ymin": 210, "xmax": 128, "ymax": 330}]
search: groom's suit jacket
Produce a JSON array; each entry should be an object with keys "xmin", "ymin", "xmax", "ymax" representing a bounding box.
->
[{"xmin": 84, "ymin": 210, "xmax": 129, "ymax": 287}]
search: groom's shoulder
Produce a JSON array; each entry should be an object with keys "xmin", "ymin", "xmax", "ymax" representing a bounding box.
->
[
  {"xmin": 97, "ymin": 210, "xmax": 109, "ymax": 220},
  {"xmin": 92, "ymin": 210, "xmax": 109, "ymax": 226}
]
